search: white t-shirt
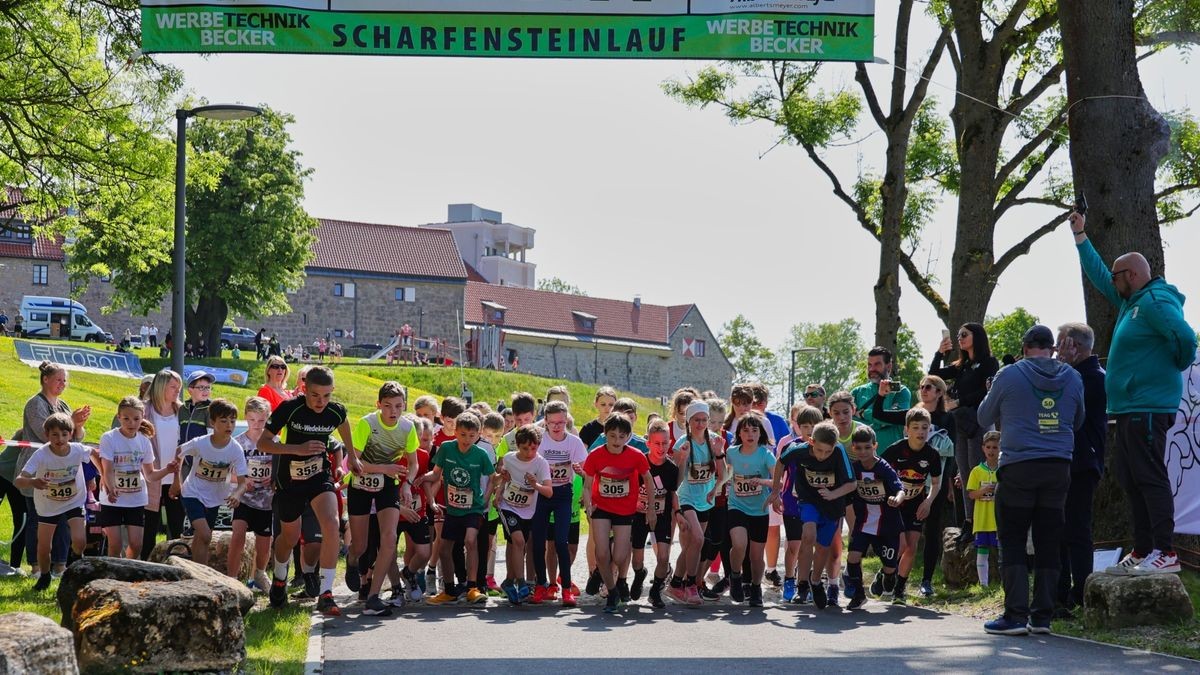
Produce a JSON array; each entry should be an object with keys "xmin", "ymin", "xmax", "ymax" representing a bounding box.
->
[
  {"xmin": 99, "ymin": 428, "xmax": 153, "ymax": 508},
  {"xmin": 537, "ymin": 432, "xmax": 588, "ymax": 488},
  {"xmin": 147, "ymin": 407, "xmax": 180, "ymax": 485},
  {"xmin": 24, "ymin": 443, "xmax": 91, "ymax": 517},
  {"xmin": 497, "ymin": 453, "xmax": 550, "ymax": 520},
  {"xmin": 179, "ymin": 435, "xmax": 248, "ymax": 508}
]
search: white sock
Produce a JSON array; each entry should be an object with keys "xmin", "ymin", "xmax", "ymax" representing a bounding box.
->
[
  {"xmin": 320, "ymin": 567, "xmax": 335, "ymax": 594},
  {"xmin": 976, "ymin": 553, "xmax": 989, "ymax": 586},
  {"xmin": 301, "ymin": 560, "xmax": 316, "ymax": 574},
  {"xmin": 273, "ymin": 557, "xmax": 289, "ymax": 581}
]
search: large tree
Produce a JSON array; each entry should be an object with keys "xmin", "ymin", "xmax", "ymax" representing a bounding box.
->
[
  {"xmin": 778, "ymin": 318, "xmax": 868, "ymax": 401},
  {"xmin": 718, "ymin": 314, "xmax": 776, "ymax": 385},
  {"xmin": 68, "ymin": 106, "xmax": 316, "ymax": 355}
]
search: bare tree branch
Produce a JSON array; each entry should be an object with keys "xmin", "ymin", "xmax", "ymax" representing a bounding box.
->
[
  {"xmin": 994, "ymin": 104, "xmax": 1068, "ymax": 189},
  {"xmin": 901, "ymin": 25, "xmax": 953, "ymax": 127},
  {"xmin": 995, "ymin": 211, "xmax": 1070, "ymax": 275},
  {"xmin": 1137, "ymin": 31, "xmax": 1200, "ymax": 47},
  {"xmin": 854, "ymin": 63, "xmax": 889, "ymax": 129},
  {"xmin": 1006, "ymin": 62, "xmax": 1065, "ymax": 116}
]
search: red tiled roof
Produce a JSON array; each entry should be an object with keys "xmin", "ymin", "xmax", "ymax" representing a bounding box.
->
[
  {"xmin": 462, "ymin": 260, "xmax": 489, "ymax": 283},
  {"xmin": 465, "ymin": 281, "xmax": 673, "ymax": 345},
  {"xmin": 668, "ymin": 305, "xmax": 694, "ymax": 333},
  {"xmin": 1, "ymin": 186, "xmax": 25, "ymax": 219},
  {"xmin": 0, "ymin": 236, "xmax": 64, "ymax": 261},
  {"xmin": 310, "ymin": 219, "xmax": 466, "ymax": 280}
]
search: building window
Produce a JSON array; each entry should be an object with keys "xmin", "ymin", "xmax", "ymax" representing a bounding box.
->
[
  {"xmin": 333, "ymin": 283, "xmax": 343, "ymax": 297},
  {"xmin": 694, "ymin": 339, "xmax": 706, "ymax": 357},
  {"xmin": 395, "ymin": 287, "xmax": 417, "ymax": 302},
  {"xmin": 333, "ymin": 329, "xmax": 344, "ymax": 338},
  {"xmin": 32, "ymin": 264, "xmax": 48, "ymax": 285}
]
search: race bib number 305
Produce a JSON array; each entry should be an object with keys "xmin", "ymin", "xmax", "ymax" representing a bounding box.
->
[{"xmin": 599, "ymin": 475, "xmax": 630, "ymax": 498}]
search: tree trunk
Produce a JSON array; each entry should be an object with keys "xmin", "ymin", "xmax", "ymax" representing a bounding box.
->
[
  {"xmin": 1058, "ymin": 0, "xmax": 1171, "ymax": 356},
  {"xmin": 186, "ymin": 294, "xmax": 229, "ymax": 359},
  {"xmin": 874, "ymin": 135, "xmax": 908, "ymax": 354}
]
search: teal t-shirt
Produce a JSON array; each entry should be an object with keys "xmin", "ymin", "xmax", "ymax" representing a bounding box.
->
[
  {"xmin": 674, "ymin": 434, "xmax": 716, "ymax": 511},
  {"xmin": 725, "ymin": 443, "xmax": 776, "ymax": 516}
]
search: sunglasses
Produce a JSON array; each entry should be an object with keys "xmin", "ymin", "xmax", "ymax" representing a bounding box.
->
[
  {"xmin": 1111, "ymin": 269, "xmax": 1131, "ymax": 281},
  {"xmin": 268, "ymin": 364, "xmax": 287, "ymax": 370},
  {"xmin": 804, "ymin": 391, "xmax": 823, "ymax": 398},
  {"xmin": 919, "ymin": 384, "xmax": 941, "ymax": 391},
  {"xmin": 190, "ymin": 385, "xmax": 212, "ymax": 391},
  {"xmin": 958, "ymin": 332, "xmax": 971, "ymax": 338}
]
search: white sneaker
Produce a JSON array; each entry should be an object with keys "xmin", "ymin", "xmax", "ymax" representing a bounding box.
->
[
  {"xmin": 1131, "ymin": 550, "xmax": 1181, "ymax": 575},
  {"xmin": 1105, "ymin": 552, "xmax": 1145, "ymax": 575},
  {"xmin": 253, "ymin": 570, "xmax": 271, "ymax": 592}
]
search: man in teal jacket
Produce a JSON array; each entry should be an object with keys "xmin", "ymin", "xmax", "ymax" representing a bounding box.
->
[{"xmin": 1071, "ymin": 211, "xmax": 1196, "ymax": 576}]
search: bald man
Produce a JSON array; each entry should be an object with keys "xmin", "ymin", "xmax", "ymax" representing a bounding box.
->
[{"xmin": 1071, "ymin": 211, "xmax": 1196, "ymax": 576}]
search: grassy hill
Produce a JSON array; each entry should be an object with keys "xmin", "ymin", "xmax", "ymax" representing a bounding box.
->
[{"xmin": 0, "ymin": 337, "xmax": 664, "ymax": 440}]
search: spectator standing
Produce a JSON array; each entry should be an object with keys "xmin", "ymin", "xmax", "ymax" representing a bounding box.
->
[
  {"xmin": 149, "ymin": 324, "xmax": 159, "ymax": 348},
  {"xmin": 802, "ymin": 384, "xmax": 829, "ymax": 418},
  {"xmin": 852, "ymin": 347, "xmax": 912, "ymax": 452},
  {"xmin": 1072, "ymin": 211, "xmax": 1196, "ymax": 575},
  {"xmin": 1054, "ymin": 322, "xmax": 1106, "ymax": 612},
  {"xmin": 977, "ymin": 325, "xmax": 1084, "ymax": 636},
  {"xmin": 139, "ymin": 324, "xmax": 150, "ymax": 347},
  {"xmin": 258, "ymin": 355, "xmax": 292, "ymax": 411},
  {"xmin": 1, "ymin": 309, "xmax": 11, "ymax": 335},
  {"xmin": 255, "ymin": 329, "xmax": 265, "ymax": 360}
]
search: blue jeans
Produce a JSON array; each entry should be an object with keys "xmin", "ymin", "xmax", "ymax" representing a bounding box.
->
[
  {"xmin": 531, "ymin": 484, "xmax": 574, "ymax": 587},
  {"xmin": 24, "ymin": 497, "xmax": 70, "ymax": 565}
]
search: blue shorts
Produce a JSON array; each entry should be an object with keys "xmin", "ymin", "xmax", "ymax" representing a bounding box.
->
[
  {"xmin": 798, "ymin": 503, "xmax": 840, "ymax": 547},
  {"xmin": 182, "ymin": 497, "xmax": 220, "ymax": 528},
  {"xmin": 975, "ymin": 531, "xmax": 998, "ymax": 549}
]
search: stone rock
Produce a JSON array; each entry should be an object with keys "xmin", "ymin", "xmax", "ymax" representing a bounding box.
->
[
  {"xmin": 56, "ymin": 557, "xmax": 188, "ymax": 631},
  {"xmin": 0, "ymin": 611, "xmax": 79, "ymax": 674},
  {"xmin": 165, "ymin": 555, "xmax": 254, "ymax": 616},
  {"xmin": 1083, "ymin": 572, "xmax": 1194, "ymax": 629},
  {"xmin": 939, "ymin": 527, "xmax": 1000, "ymax": 589},
  {"xmin": 149, "ymin": 530, "xmax": 256, "ymax": 581},
  {"xmin": 73, "ymin": 579, "xmax": 245, "ymax": 674}
]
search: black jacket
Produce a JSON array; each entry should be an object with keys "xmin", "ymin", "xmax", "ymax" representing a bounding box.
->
[
  {"xmin": 1072, "ymin": 355, "xmax": 1108, "ymax": 476},
  {"xmin": 929, "ymin": 352, "xmax": 999, "ymax": 409}
]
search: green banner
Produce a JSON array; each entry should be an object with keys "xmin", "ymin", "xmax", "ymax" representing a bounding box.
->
[{"xmin": 140, "ymin": 1, "xmax": 874, "ymax": 62}]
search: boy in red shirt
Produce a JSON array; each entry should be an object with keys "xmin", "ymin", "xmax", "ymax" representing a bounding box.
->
[{"xmin": 583, "ymin": 414, "xmax": 655, "ymax": 614}]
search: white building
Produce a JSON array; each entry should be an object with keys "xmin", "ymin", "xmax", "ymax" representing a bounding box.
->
[{"xmin": 423, "ymin": 204, "xmax": 536, "ymax": 288}]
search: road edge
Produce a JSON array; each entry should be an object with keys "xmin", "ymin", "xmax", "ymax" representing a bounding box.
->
[{"xmin": 304, "ymin": 613, "xmax": 324, "ymax": 675}]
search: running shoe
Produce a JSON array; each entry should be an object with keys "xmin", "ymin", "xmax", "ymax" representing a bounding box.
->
[
  {"xmin": 1028, "ymin": 618, "xmax": 1052, "ymax": 635},
  {"xmin": 685, "ymin": 584, "xmax": 703, "ymax": 606},
  {"xmin": 764, "ymin": 569, "xmax": 782, "ymax": 588},
  {"xmin": 561, "ymin": 588, "xmax": 578, "ymax": 608},
  {"xmin": 32, "ymin": 573, "xmax": 51, "ymax": 592},
  {"xmin": 316, "ymin": 591, "xmax": 342, "ymax": 617},
  {"xmin": 892, "ymin": 591, "xmax": 907, "ymax": 606},
  {"xmin": 529, "ymin": 585, "xmax": 548, "ymax": 605},
  {"xmin": 585, "ymin": 569, "xmax": 603, "ymax": 596},
  {"xmin": 269, "ymin": 579, "xmax": 288, "ymax": 608},
  {"xmin": 253, "ymin": 570, "xmax": 271, "ymax": 593},
  {"xmin": 518, "ymin": 583, "xmax": 533, "ymax": 602},
  {"xmin": 1105, "ymin": 551, "xmax": 1145, "ymax": 575},
  {"xmin": 730, "ymin": 575, "xmax": 745, "ymax": 603},
  {"xmin": 748, "ymin": 584, "xmax": 763, "ymax": 607},
  {"xmin": 827, "ymin": 584, "xmax": 840, "ymax": 608},
  {"xmin": 700, "ymin": 582, "xmax": 722, "ymax": 601},
  {"xmin": 984, "ymin": 615, "xmax": 1029, "ymax": 636},
  {"xmin": 649, "ymin": 580, "xmax": 665, "ymax": 608},
  {"xmin": 811, "ymin": 582, "xmax": 828, "ymax": 610},
  {"xmin": 630, "ymin": 568, "xmax": 648, "ymax": 600},
  {"xmin": 501, "ymin": 579, "xmax": 521, "ymax": 605},
  {"xmin": 869, "ymin": 570, "xmax": 884, "ymax": 597},
  {"xmin": 546, "ymin": 583, "xmax": 560, "ymax": 601},
  {"xmin": 919, "ymin": 580, "xmax": 935, "ymax": 598},
  {"xmin": 427, "ymin": 591, "xmax": 458, "ymax": 606},
  {"xmin": 409, "ymin": 586, "xmax": 424, "ymax": 604},
  {"xmin": 415, "ymin": 570, "xmax": 428, "ymax": 594},
  {"xmin": 363, "ymin": 595, "xmax": 392, "ymax": 616},
  {"xmin": 792, "ymin": 581, "xmax": 811, "ymax": 605},
  {"xmin": 345, "ymin": 560, "xmax": 360, "ymax": 592},
  {"xmin": 847, "ymin": 587, "xmax": 867, "ymax": 610},
  {"xmin": 1131, "ymin": 550, "xmax": 1181, "ymax": 575},
  {"xmin": 667, "ymin": 584, "xmax": 688, "ymax": 604},
  {"xmin": 303, "ymin": 572, "xmax": 320, "ymax": 599},
  {"xmin": 388, "ymin": 584, "xmax": 407, "ymax": 607},
  {"xmin": 603, "ymin": 593, "xmax": 619, "ymax": 614},
  {"xmin": 486, "ymin": 575, "xmax": 502, "ymax": 594},
  {"xmin": 782, "ymin": 578, "xmax": 797, "ymax": 603},
  {"xmin": 617, "ymin": 579, "xmax": 631, "ymax": 604},
  {"xmin": 466, "ymin": 587, "xmax": 488, "ymax": 605}
]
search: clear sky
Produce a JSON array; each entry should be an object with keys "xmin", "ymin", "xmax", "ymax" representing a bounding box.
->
[{"xmin": 158, "ymin": 8, "xmax": 1200, "ymax": 362}]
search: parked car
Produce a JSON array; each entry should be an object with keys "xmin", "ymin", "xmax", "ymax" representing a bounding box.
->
[{"xmin": 220, "ymin": 326, "xmax": 258, "ymax": 351}]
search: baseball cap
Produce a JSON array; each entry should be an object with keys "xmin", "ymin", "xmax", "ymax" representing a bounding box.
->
[
  {"xmin": 187, "ymin": 370, "xmax": 215, "ymax": 386},
  {"xmin": 1021, "ymin": 325, "xmax": 1055, "ymax": 349}
]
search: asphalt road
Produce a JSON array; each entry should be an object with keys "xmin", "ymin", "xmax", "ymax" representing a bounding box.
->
[{"xmin": 319, "ymin": 535, "xmax": 1193, "ymax": 674}]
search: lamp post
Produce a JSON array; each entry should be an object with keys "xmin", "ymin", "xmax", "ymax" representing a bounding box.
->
[
  {"xmin": 172, "ymin": 104, "xmax": 262, "ymax": 376},
  {"xmin": 788, "ymin": 347, "xmax": 818, "ymax": 410}
]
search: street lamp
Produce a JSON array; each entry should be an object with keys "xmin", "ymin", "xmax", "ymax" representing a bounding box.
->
[
  {"xmin": 172, "ymin": 104, "xmax": 262, "ymax": 376},
  {"xmin": 788, "ymin": 347, "xmax": 818, "ymax": 410}
]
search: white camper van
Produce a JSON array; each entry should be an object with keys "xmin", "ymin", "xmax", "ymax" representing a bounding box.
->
[{"xmin": 19, "ymin": 296, "xmax": 111, "ymax": 342}]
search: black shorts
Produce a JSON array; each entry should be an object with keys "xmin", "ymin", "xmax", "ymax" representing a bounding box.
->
[
  {"xmin": 37, "ymin": 507, "xmax": 84, "ymax": 526},
  {"xmin": 589, "ymin": 508, "xmax": 634, "ymax": 526},
  {"xmin": 441, "ymin": 512, "xmax": 484, "ymax": 542},
  {"xmin": 568, "ymin": 520, "xmax": 580, "ymax": 546},
  {"xmin": 99, "ymin": 505, "xmax": 144, "ymax": 528},
  {"xmin": 783, "ymin": 515, "xmax": 805, "ymax": 542},
  {"xmin": 849, "ymin": 531, "xmax": 900, "ymax": 568},
  {"xmin": 899, "ymin": 501, "xmax": 926, "ymax": 532},
  {"xmin": 678, "ymin": 504, "xmax": 711, "ymax": 523},
  {"xmin": 484, "ymin": 516, "xmax": 500, "ymax": 537},
  {"xmin": 347, "ymin": 477, "xmax": 401, "ymax": 517},
  {"xmin": 632, "ymin": 510, "xmax": 672, "ymax": 547},
  {"xmin": 234, "ymin": 504, "xmax": 274, "ymax": 538},
  {"xmin": 397, "ymin": 516, "xmax": 432, "ymax": 546},
  {"xmin": 274, "ymin": 479, "xmax": 336, "ymax": 524},
  {"xmin": 499, "ymin": 510, "xmax": 532, "ymax": 540},
  {"xmin": 726, "ymin": 509, "xmax": 769, "ymax": 544},
  {"xmin": 274, "ymin": 505, "xmax": 323, "ymax": 543}
]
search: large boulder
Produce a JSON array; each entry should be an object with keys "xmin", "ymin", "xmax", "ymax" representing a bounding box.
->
[
  {"xmin": 0, "ymin": 612, "xmax": 79, "ymax": 674},
  {"xmin": 56, "ymin": 557, "xmax": 187, "ymax": 630},
  {"xmin": 149, "ymin": 530, "xmax": 256, "ymax": 580},
  {"xmin": 1083, "ymin": 573, "xmax": 1194, "ymax": 629},
  {"xmin": 165, "ymin": 555, "xmax": 254, "ymax": 616},
  {"xmin": 939, "ymin": 527, "xmax": 1000, "ymax": 589},
  {"xmin": 73, "ymin": 579, "xmax": 245, "ymax": 673}
]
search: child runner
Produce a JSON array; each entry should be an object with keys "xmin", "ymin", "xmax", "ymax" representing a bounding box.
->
[
  {"xmin": 177, "ymin": 399, "xmax": 249, "ymax": 567},
  {"xmin": 630, "ymin": 419, "xmax": 680, "ymax": 609},
  {"xmin": 583, "ymin": 413, "xmax": 655, "ymax": 614},
  {"xmin": 772, "ymin": 421, "xmax": 856, "ymax": 609},
  {"xmin": 347, "ymin": 382, "xmax": 416, "ymax": 616},
  {"xmin": 880, "ymin": 407, "xmax": 943, "ymax": 605},
  {"xmin": 529, "ymin": 400, "xmax": 587, "ymax": 607},
  {"xmin": 422, "ymin": 412, "xmax": 495, "ymax": 605},
  {"xmin": 391, "ymin": 415, "xmax": 436, "ymax": 605},
  {"xmin": 579, "ymin": 386, "xmax": 618, "ymax": 448},
  {"xmin": 495, "ymin": 424, "xmax": 552, "ymax": 604},
  {"xmin": 99, "ymin": 397, "xmax": 177, "ymax": 559},
  {"xmin": 821, "ymin": 390, "xmax": 863, "ymax": 606},
  {"xmin": 426, "ymin": 396, "xmax": 467, "ymax": 592},
  {"xmin": 844, "ymin": 426, "xmax": 905, "ymax": 609},
  {"xmin": 17, "ymin": 413, "xmax": 93, "ymax": 591},
  {"xmin": 776, "ymin": 404, "xmax": 825, "ymax": 603},
  {"xmin": 480, "ymin": 411, "xmax": 506, "ymax": 595},
  {"xmin": 229, "ymin": 396, "xmax": 275, "ymax": 591},
  {"xmin": 724, "ymin": 411, "xmax": 777, "ymax": 607},
  {"xmin": 259, "ymin": 366, "xmax": 356, "ymax": 616},
  {"xmin": 670, "ymin": 401, "xmax": 725, "ymax": 605},
  {"xmin": 967, "ymin": 431, "xmax": 1001, "ymax": 587}
]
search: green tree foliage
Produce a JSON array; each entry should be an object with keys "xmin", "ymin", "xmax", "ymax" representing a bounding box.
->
[
  {"xmin": 68, "ymin": 106, "xmax": 315, "ymax": 355},
  {"xmin": 718, "ymin": 314, "xmax": 776, "ymax": 384},
  {"xmin": 536, "ymin": 277, "xmax": 588, "ymax": 296},
  {"xmin": 985, "ymin": 307, "xmax": 1041, "ymax": 363},
  {"xmin": 780, "ymin": 319, "xmax": 867, "ymax": 397}
]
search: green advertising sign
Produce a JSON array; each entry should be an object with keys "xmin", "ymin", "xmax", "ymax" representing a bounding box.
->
[{"xmin": 140, "ymin": 1, "xmax": 874, "ymax": 61}]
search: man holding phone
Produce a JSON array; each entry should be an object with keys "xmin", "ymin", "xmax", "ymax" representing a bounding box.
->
[{"xmin": 852, "ymin": 346, "xmax": 912, "ymax": 453}]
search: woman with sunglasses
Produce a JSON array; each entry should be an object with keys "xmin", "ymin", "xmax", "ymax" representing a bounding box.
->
[
  {"xmin": 258, "ymin": 355, "xmax": 292, "ymax": 411},
  {"xmin": 930, "ymin": 323, "xmax": 999, "ymax": 544},
  {"xmin": 873, "ymin": 375, "xmax": 957, "ymax": 597}
]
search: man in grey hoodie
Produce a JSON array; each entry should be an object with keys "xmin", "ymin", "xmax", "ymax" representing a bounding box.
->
[{"xmin": 976, "ymin": 325, "xmax": 1084, "ymax": 637}]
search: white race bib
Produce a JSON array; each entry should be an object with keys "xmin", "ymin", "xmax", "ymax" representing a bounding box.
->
[
  {"xmin": 550, "ymin": 461, "xmax": 573, "ymax": 487},
  {"xmin": 503, "ymin": 482, "xmax": 535, "ymax": 508},
  {"xmin": 806, "ymin": 470, "xmax": 835, "ymax": 489},
  {"xmin": 195, "ymin": 459, "xmax": 230, "ymax": 483},
  {"xmin": 288, "ymin": 456, "xmax": 323, "ymax": 481},
  {"xmin": 247, "ymin": 457, "xmax": 272, "ymax": 485},
  {"xmin": 901, "ymin": 480, "xmax": 925, "ymax": 501},
  {"xmin": 446, "ymin": 484, "xmax": 474, "ymax": 509},
  {"xmin": 599, "ymin": 475, "xmax": 630, "ymax": 499},
  {"xmin": 115, "ymin": 470, "xmax": 142, "ymax": 493},
  {"xmin": 353, "ymin": 473, "xmax": 385, "ymax": 493},
  {"xmin": 688, "ymin": 463, "xmax": 714, "ymax": 484},
  {"xmin": 733, "ymin": 474, "xmax": 762, "ymax": 498}
]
